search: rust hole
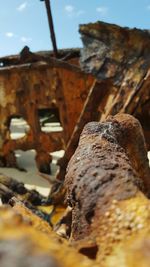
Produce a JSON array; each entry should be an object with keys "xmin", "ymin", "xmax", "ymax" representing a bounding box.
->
[
  {"xmin": 79, "ymin": 244, "xmax": 98, "ymax": 260},
  {"xmin": 38, "ymin": 108, "xmax": 63, "ymax": 133},
  {"xmin": 9, "ymin": 116, "xmax": 30, "ymax": 140}
]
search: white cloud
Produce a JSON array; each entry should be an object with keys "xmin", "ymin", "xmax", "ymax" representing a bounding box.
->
[
  {"xmin": 96, "ymin": 6, "xmax": 108, "ymax": 16},
  {"xmin": 17, "ymin": 2, "xmax": 27, "ymax": 12},
  {"xmin": 65, "ymin": 5, "xmax": 85, "ymax": 18},
  {"xmin": 76, "ymin": 10, "xmax": 85, "ymax": 17},
  {"xmin": 21, "ymin": 36, "xmax": 32, "ymax": 43},
  {"xmin": 65, "ymin": 5, "xmax": 74, "ymax": 13},
  {"xmin": 5, "ymin": 32, "xmax": 14, "ymax": 38}
]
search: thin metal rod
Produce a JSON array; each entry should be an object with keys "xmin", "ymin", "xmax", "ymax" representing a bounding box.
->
[{"xmin": 43, "ymin": 0, "xmax": 58, "ymax": 57}]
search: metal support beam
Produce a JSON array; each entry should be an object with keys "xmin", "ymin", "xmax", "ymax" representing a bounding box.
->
[{"xmin": 40, "ymin": 0, "xmax": 58, "ymax": 57}]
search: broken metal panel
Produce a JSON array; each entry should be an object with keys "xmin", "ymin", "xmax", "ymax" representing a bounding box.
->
[
  {"xmin": 56, "ymin": 80, "xmax": 112, "ymax": 182},
  {"xmin": 80, "ymin": 22, "xmax": 150, "ymax": 81},
  {"xmin": 54, "ymin": 22, "xmax": 150, "ymax": 183},
  {"xmin": 55, "ymin": 67, "xmax": 94, "ymax": 142},
  {"xmin": 79, "ymin": 21, "xmax": 150, "ymax": 149},
  {"xmin": 0, "ymin": 57, "xmax": 94, "ymax": 169},
  {"xmin": 0, "ymin": 48, "xmax": 80, "ymax": 67}
]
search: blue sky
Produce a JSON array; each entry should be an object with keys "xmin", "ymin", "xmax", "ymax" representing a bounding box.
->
[{"xmin": 0, "ymin": 0, "xmax": 150, "ymax": 57}]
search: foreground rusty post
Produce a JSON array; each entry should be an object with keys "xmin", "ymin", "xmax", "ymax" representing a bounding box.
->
[
  {"xmin": 0, "ymin": 115, "xmax": 150, "ymax": 266},
  {"xmin": 40, "ymin": 0, "xmax": 58, "ymax": 57},
  {"xmin": 64, "ymin": 114, "xmax": 150, "ymax": 241}
]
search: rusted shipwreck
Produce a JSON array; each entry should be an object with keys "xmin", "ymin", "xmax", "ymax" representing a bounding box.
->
[
  {"xmin": 0, "ymin": 21, "xmax": 150, "ymax": 267},
  {"xmin": 0, "ymin": 21, "xmax": 149, "ymax": 176}
]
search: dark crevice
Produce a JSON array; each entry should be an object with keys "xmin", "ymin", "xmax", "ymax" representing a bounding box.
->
[{"xmin": 79, "ymin": 244, "xmax": 98, "ymax": 260}]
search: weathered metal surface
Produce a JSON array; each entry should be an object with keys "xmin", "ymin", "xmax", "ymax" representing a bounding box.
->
[
  {"xmin": 0, "ymin": 54, "xmax": 94, "ymax": 171},
  {"xmin": 0, "ymin": 21, "xmax": 149, "ymax": 180},
  {"xmin": 0, "ymin": 48, "xmax": 80, "ymax": 67},
  {"xmin": 0, "ymin": 204, "xmax": 94, "ymax": 267},
  {"xmin": 0, "ymin": 114, "xmax": 150, "ymax": 266},
  {"xmin": 57, "ymin": 80, "xmax": 110, "ymax": 182},
  {"xmin": 64, "ymin": 113, "xmax": 150, "ymax": 265},
  {"xmin": 79, "ymin": 21, "xmax": 150, "ymax": 149},
  {"xmin": 41, "ymin": 0, "xmax": 59, "ymax": 57},
  {"xmin": 51, "ymin": 22, "xmax": 150, "ymax": 184},
  {"xmin": 65, "ymin": 114, "xmax": 150, "ymax": 240},
  {"xmin": 0, "ymin": 19, "xmax": 150, "ymax": 267}
]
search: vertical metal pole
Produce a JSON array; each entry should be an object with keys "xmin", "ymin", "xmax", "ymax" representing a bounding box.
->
[{"xmin": 41, "ymin": 0, "xmax": 58, "ymax": 57}]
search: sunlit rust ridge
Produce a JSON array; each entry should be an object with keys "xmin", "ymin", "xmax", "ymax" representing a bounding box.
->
[{"xmin": 64, "ymin": 113, "xmax": 150, "ymax": 266}]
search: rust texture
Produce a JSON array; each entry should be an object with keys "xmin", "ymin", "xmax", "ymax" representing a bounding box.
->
[
  {"xmin": 79, "ymin": 21, "xmax": 150, "ymax": 149},
  {"xmin": 0, "ymin": 21, "xmax": 149, "ymax": 176},
  {"xmin": 64, "ymin": 113, "xmax": 150, "ymax": 265},
  {"xmin": 54, "ymin": 21, "xmax": 150, "ymax": 184},
  {"xmin": 0, "ymin": 50, "xmax": 94, "ymax": 171},
  {"xmin": 0, "ymin": 21, "xmax": 149, "ymax": 267},
  {"xmin": 0, "ymin": 204, "xmax": 94, "ymax": 267},
  {"xmin": 65, "ymin": 114, "xmax": 150, "ymax": 240},
  {"xmin": 0, "ymin": 114, "xmax": 149, "ymax": 266}
]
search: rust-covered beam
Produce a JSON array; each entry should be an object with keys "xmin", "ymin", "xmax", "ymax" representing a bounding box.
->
[
  {"xmin": 42, "ymin": 0, "xmax": 58, "ymax": 57},
  {"xmin": 0, "ymin": 48, "xmax": 80, "ymax": 67},
  {"xmin": 65, "ymin": 114, "xmax": 150, "ymax": 241},
  {"xmin": 63, "ymin": 113, "xmax": 150, "ymax": 265}
]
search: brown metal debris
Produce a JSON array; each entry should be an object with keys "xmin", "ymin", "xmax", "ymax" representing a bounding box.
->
[
  {"xmin": 53, "ymin": 22, "xmax": 150, "ymax": 186},
  {"xmin": 0, "ymin": 21, "xmax": 149, "ymax": 175},
  {"xmin": 0, "ymin": 204, "xmax": 93, "ymax": 267},
  {"xmin": 0, "ymin": 53, "xmax": 94, "ymax": 171},
  {"xmin": 0, "ymin": 20, "xmax": 149, "ymax": 266},
  {"xmin": 64, "ymin": 114, "xmax": 150, "ymax": 240},
  {"xmin": 0, "ymin": 114, "xmax": 150, "ymax": 266},
  {"xmin": 63, "ymin": 113, "xmax": 150, "ymax": 266},
  {"xmin": 79, "ymin": 21, "xmax": 150, "ymax": 149}
]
